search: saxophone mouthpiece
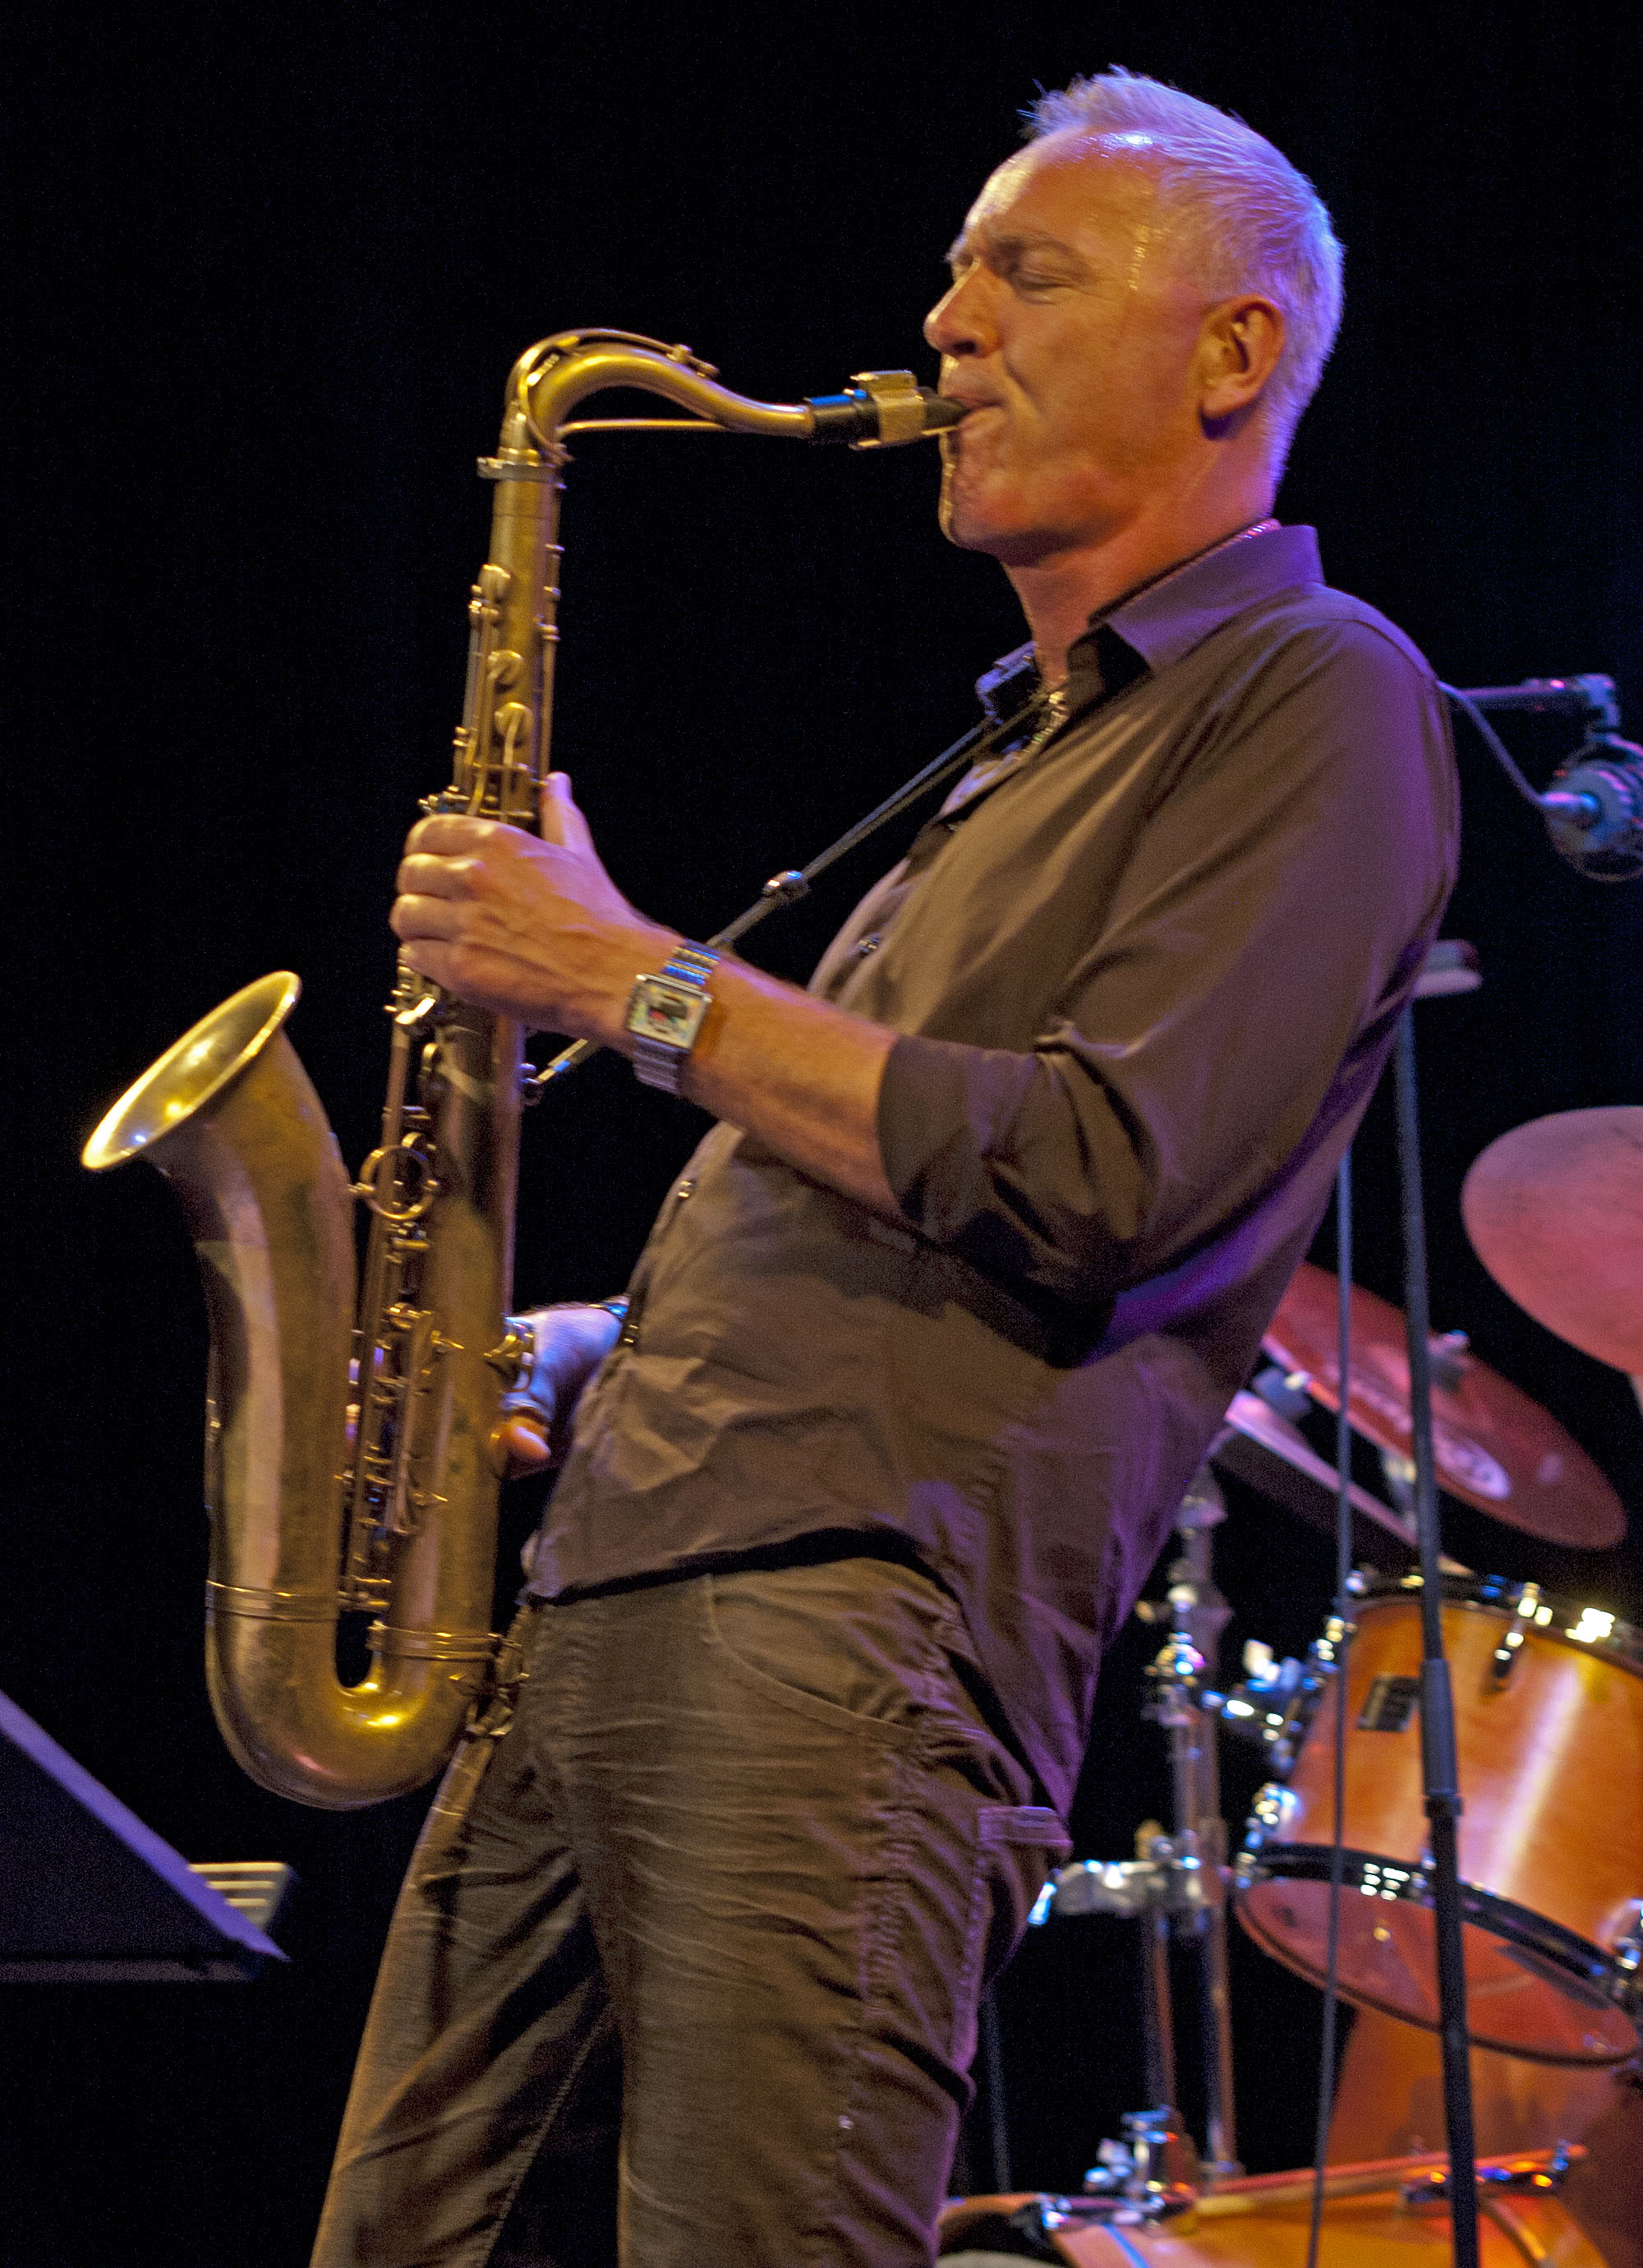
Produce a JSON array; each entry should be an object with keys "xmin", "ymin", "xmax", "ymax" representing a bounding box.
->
[{"xmin": 807, "ymin": 370, "xmax": 967, "ymax": 449}]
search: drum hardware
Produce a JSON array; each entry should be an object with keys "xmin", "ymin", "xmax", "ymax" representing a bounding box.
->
[
  {"xmin": 1399, "ymin": 2142, "xmax": 1573, "ymax": 2204},
  {"xmin": 1139, "ymin": 1472, "xmax": 1240, "ymax": 2182},
  {"xmin": 1444, "ymin": 672, "xmax": 1643, "ymax": 883},
  {"xmin": 1215, "ymin": 1603, "xmax": 1353, "ymax": 1777},
  {"xmin": 940, "ymin": 2112, "xmax": 1203, "ymax": 2249},
  {"xmin": 1611, "ymin": 1901, "xmax": 1643, "ymax": 1979},
  {"xmin": 1079, "ymin": 2107, "xmax": 1201, "ymax": 2218},
  {"xmin": 1488, "ymin": 1587, "xmax": 1541, "ymax": 1687},
  {"xmin": 1357, "ymin": 1671, "xmax": 1420, "ymax": 1730},
  {"xmin": 1032, "ymin": 1470, "xmax": 1242, "ymax": 2185}
]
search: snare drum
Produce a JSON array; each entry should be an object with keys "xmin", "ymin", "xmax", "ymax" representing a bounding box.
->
[{"xmin": 1235, "ymin": 1574, "xmax": 1643, "ymax": 2064}]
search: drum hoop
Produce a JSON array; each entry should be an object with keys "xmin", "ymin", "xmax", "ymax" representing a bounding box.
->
[
  {"xmin": 1351, "ymin": 1570, "xmax": 1643, "ymax": 1672},
  {"xmin": 1235, "ymin": 1841, "xmax": 1642, "ymax": 2020},
  {"xmin": 1220, "ymin": 1575, "xmax": 1641, "ymax": 1793}
]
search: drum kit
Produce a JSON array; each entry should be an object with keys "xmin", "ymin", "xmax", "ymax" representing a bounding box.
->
[{"xmin": 941, "ymin": 1106, "xmax": 1642, "ymax": 2266}]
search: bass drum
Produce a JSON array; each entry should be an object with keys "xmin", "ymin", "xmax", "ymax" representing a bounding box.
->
[
  {"xmin": 1236, "ymin": 1574, "xmax": 1643, "ymax": 2063},
  {"xmin": 939, "ymin": 2153, "xmax": 1606, "ymax": 2266}
]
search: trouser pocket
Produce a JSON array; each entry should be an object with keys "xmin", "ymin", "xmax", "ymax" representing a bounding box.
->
[{"xmin": 953, "ymin": 1804, "xmax": 1073, "ymax": 2067}]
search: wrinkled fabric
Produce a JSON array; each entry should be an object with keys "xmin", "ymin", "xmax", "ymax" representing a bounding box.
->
[
  {"xmin": 534, "ymin": 527, "xmax": 1459, "ymax": 1815},
  {"xmin": 311, "ymin": 1561, "xmax": 1067, "ymax": 2268}
]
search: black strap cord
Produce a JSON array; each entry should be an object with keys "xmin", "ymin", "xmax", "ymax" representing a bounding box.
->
[{"xmin": 524, "ymin": 688, "xmax": 1043, "ymax": 1094}]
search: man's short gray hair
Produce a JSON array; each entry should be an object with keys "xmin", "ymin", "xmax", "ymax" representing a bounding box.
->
[{"xmin": 1027, "ymin": 70, "xmax": 1344, "ymax": 465}]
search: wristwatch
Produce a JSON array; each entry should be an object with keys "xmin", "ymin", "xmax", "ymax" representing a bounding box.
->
[{"xmin": 624, "ymin": 944, "xmax": 720, "ymax": 1094}]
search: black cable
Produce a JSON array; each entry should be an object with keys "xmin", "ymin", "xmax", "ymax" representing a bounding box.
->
[
  {"xmin": 978, "ymin": 1992, "xmax": 1013, "ymax": 2192},
  {"xmin": 1438, "ymin": 683, "xmax": 1550, "ymax": 813},
  {"xmin": 1305, "ymin": 1153, "xmax": 1355, "ymax": 2268}
]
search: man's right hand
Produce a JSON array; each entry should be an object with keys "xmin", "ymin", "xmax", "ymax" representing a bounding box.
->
[{"xmin": 492, "ymin": 1302, "xmax": 626, "ymax": 1478}]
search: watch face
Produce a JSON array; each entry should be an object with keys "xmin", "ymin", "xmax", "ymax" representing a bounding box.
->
[{"xmin": 626, "ymin": 975, "xmax": 709, "ymax": 1049}]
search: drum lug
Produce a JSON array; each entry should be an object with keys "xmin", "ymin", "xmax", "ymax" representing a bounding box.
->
[
  {"xmin": 1604, "ymin": 1897, "xmax": 1643, "ymax": 1974},
  {"xmin": 1243, "ymin": 1782, "xmax": 1300, "ymax": 1855},
  {"xmin": 1489, "ymin": 1585, "xmax": 1544, "ymax": 1684},
  {"xmin": 1489, "ymin": 1630, "xmax": 1525, "ymax": 1682}
]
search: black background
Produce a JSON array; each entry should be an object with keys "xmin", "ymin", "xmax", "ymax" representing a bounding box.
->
[{"xmin": 7, "ymin": 6, "xmax": 1642, "ymax": 2261}]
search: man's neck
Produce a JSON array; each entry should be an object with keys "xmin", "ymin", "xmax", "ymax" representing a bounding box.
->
[{"xmin": 1009, "ymin": 491, "xmax": 1277, "ymax": 685}]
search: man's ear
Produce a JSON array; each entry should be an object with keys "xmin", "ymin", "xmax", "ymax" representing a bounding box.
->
[{"xmin": 1198, "ymin": 295, "xmax": 1286, "ymax": 431}]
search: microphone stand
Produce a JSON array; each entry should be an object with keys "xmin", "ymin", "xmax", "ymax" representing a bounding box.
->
[
  {"xmin": 1391, "ymin": 1009, "xmax": 1480, "ymax": 2268},
  {"xmin": 1390, "ymin": 674, "xmax": 1639, "ymax": 2256}
]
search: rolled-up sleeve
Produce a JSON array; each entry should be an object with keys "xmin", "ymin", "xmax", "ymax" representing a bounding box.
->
[{"xmin": 877, "ymin": 620, "xmax": 1457, "ymax": 1307}]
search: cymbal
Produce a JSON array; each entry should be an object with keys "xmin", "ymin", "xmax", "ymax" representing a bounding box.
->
[
  {"xmin": 1461, "ymin": 1107, "xmax": 1643, "ymax": 1376},
  {"xmin": 1212, "ymin": 1390, "xmax": 1418, "ymax": 1565},
  {"xmin": 1262, "ymin": 1262, "xmax": 1625, "ymax": 1549}
]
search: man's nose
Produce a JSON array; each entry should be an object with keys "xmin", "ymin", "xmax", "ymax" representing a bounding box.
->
[{"xmin": 923, "ymin": 268, "xmax": 994, "ymax": 359}]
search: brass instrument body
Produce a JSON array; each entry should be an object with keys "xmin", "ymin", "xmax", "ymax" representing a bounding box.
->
[{"xmin": 84, "ymin": 334, "xmax": 960, "ymax": 1809}]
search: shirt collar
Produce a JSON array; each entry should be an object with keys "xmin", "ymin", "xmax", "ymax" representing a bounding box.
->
[
  {"xmin": 974, "ymin": 524, "xmax": 1325, "ymax": 723},
  {"xmin": 1093, "ymin": 522, "xmax": 1323, "ymax": 676}
]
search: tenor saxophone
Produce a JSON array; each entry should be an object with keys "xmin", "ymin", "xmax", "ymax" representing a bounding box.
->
[{"xmin": 82, "ymin": 334, "xmax": 960, "ymax": 1809}]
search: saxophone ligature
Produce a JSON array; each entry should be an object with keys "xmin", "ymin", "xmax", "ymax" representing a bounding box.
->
[{"xmin": 82, "ymin": 334, "xmax": 962, "ymax": 1809}]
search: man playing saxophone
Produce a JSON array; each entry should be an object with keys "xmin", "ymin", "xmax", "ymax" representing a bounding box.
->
[{"xmin": 314, "ymin": 69, "xmax": 1456, "ymax": 2268}]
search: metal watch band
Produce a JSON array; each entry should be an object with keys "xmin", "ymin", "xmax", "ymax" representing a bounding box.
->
[
  {"xmin": 628, "ymin": 943, "xmax": 720, "ymax": 1095},
  {"xmin": 660, "ymin": 947, "xmax": 720, "ymax": 985}
]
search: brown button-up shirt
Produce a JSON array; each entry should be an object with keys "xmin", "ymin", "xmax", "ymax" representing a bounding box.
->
[{"xmin": 532, "ymin": 527, "xmax": 1459, "ymax": 1815}]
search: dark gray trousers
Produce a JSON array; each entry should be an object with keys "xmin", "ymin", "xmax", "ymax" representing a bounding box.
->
[{"xmin": 311, "ymin": 1555, "xmax": 1070, "ymax": 2267}]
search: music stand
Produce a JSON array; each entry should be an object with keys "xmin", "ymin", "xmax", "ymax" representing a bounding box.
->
[{"xmin": 0, "ymin": 1689, "xmax": 289, "ymax": 1983}]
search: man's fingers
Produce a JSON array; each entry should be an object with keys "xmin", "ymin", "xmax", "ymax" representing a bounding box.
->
[
  {"xmin": 389, "ymin": 892, "xmax": 465, "ymax": 943},
  {"xmin": 404, "ymin": 813, "xmax": 509, "ymax": 857},
  {"xmin": 395, "ymin": 850, "xmax": 480, "ymax": 901}
]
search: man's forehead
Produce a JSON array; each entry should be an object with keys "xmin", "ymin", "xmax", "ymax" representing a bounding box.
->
[{"xmin": 958, "ymin": 132, "xmax": 1162, "ymax": 247}]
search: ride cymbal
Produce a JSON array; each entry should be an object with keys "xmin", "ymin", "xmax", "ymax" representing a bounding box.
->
[{"xmin": 1462, "ymin": 1106, "xmax": 1643, "ymax": 1376}]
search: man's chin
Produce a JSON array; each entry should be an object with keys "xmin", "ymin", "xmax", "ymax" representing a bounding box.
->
[
  {"xmin": 939, "ymin": 479, "xmax": 1012, "ymax": 557},
  {"xmin": 937, "ymin": 499, "xmax": 1044, "ymax": 564}
]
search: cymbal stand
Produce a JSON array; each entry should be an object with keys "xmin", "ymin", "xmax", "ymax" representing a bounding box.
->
[
  {"xmin": 1143, "ymin": 1467, "xmax": 1241, "ymax": 2183},
  {"xmin": 1036, "ymin": 1466, "xmax": 1241, "ymax": 2197}
]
